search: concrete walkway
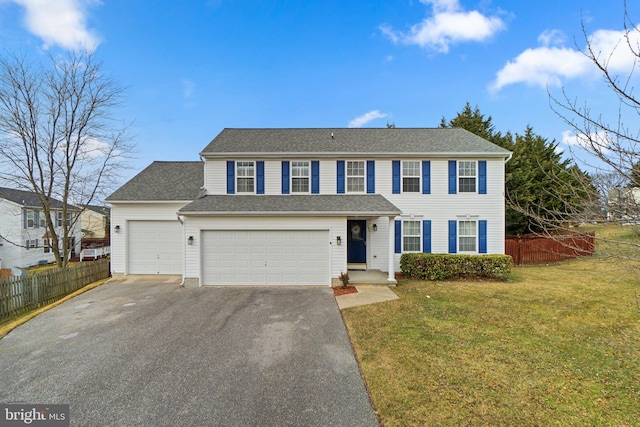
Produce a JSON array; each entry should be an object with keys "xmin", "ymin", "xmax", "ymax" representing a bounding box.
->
[{"xmin": 335, "ymin": 285, "xmax": 399, "ymax": 310}]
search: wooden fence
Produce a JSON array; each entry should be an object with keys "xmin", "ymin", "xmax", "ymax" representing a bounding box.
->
[
  {"xmin": 505, "ymin": 232, "xmax": 596, "ymax": 265},
  {"xmin": 0, "ymin": 258, "xmax": 110, "ymax": 322}
]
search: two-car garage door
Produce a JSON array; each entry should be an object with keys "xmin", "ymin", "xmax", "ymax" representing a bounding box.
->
[{"xmin": 202, "ymin": 230, "xmax": 330, "ymax": 286}]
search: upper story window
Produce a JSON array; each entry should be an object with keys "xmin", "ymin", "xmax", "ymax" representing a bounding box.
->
[
  {"xmin": 236, "ymin": 161, "xmax": 255, "ymax": 193},
  {"xmin": 458, "ymin": 161, "xmax": 477, "ymax": 193},
  {"xmin": 347, "ymin": 161, "xmax": 365, "ymax": 193},
  {"xmin": 26, "ymin": 210, "xmax": 35, "ymax": 228},
  {"xmin": 291, "ymin": 161, "xmax": 310, "ymax": 193},
  {"xmin": 402, "ymin": 220, "xmax": 421, "ymax": 252},
  {"xmin": 458, "ymin": 220, "xmax": 477, "ymax": 252},
  {"xmin": 56, "ymin": 212, "xmax": 73, "ymax": 227},
  {"xmin": 402, "ymin": 161, "xmax": 420, "ymax": 193}
]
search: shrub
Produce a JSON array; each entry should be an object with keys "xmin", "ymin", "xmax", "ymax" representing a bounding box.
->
[{"xmin": 400, "ymin": 253, "xmax": 512, "ymax": 281}]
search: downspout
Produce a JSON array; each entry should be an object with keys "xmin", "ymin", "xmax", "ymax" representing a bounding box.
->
[{"xmin": 177, "ymin": 214, "xmax": 186, "ymax": 286}]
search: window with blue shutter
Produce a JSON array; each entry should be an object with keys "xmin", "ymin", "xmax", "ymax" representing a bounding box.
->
[
  {"xmin": 394, "ymin": 220, "xmax": 401, "ymax": 253},
  {"xmin": 34, "ymin": 211, "xmax": 40, "ymax": 228},
  {"xmin": 226, "ymin": 161, "xmax": 235, "ymax": 194},
  {"xmin": 448, "ymin": 220, "xmax": 457, "ymax": 253},
  {"xmin": 478, "ymin": 160, "xmax": 487, "ymax": 194},
  {"xmin": 422, "ymin": 161, "xmax": 431, "ymax": 194},
  {"xmin": 336, "ymin": 160, "xmax": 345, "ymax": 194},
  {"xmin": 256, "ymin": 161, "xmax": 265, "ymax": 194},
  {"xmin": 392, "ymin": 160, "xmax": 401, "ymax": 194},
  {"xmin": 366, "ymin": 160, "xmax": 375, "ymax": 193},
  {"xmin": 422, "ymin": 220, "xmax": 431, "ymax": 253},
  {"xmin": 311, "ymin": 161, "xmax": 320, "ymax": 194},
  {"xmin": 479, "ymin": 220, "xmax": 487, "ymax": 253},
  {"xmin": 448, "ymin": 160, "xmax": 457, "ymax": 194},
  {"xmin": 281, "ymin": 161, "xmax": 290, "ymax": 194}
]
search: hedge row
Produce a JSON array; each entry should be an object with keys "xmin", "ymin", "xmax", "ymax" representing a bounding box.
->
[{"xmin": 400, "ymin": 253, "xmax": 512, "ymax": 281}]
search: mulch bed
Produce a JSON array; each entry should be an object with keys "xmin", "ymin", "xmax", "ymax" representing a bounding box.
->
[{"xmin": 333, "ymin": 286, "xmax": 358, "ymax": 296}]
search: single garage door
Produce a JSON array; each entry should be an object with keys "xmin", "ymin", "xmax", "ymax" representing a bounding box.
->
[
  {"xmin": 202, "ymin": 230, "xmax": 330, "ymax": 286},
  {"xmin": 128, "ymin": 221, "xmax": 183, "ymax": 274}
]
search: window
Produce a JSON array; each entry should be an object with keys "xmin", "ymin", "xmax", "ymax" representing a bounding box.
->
[
  {"xmin": 458, "ymin": 161, "xmax": 477, "ymax": 193},
  {"xmin": 402, "ymin": 161, "xmax": 420, "ymax": 192},
  {"xmin": 26, "ymin": 210, "xmax": 35, "ymax": 228},
  {"xmin": 236, "ymin": 161, "xmax": 255, "ymax": 193},
  {"xmin": 56, "ymin": 212, "xmax": 63, "ymax": 227},
  {"xmin": 44, "ymin": 238, "xmax": 50, "ymax": 253},
  {"xmin": 39, "ymin": 211, "xmax": 46, "ymax": 228},
  {"xmin": 347, "ymin": 161, "xmax": 365, "ymax": 192},
  {"xmin": 403, "ymin": 220, "xmax": 421, "ymax": 252},
  {"xmin": 291, "ymin": 161, "xmax": 310, "ymax": 193},
  {"xmin": 25, "ymin": 239, "xmax": 37, "ymax": 250},
  {"xmin": 459, "ymin": 220, "xmax": 477, "ymax": 252}
]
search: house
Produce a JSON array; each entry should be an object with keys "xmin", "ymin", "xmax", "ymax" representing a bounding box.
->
[
  {"xmin": 81, "ymin": 205, "xmax": 111, "ymax": 239},
  {"xmin": 107, "ymin": 128, "xmax": 512, "ymax": 287},
  {"xmin": 607, "ymin": 187, "xmax": 640, "ymax": 222},
  {"xmin": 0, "ymin": 187, "xmax": 82, "ymax": 275}
]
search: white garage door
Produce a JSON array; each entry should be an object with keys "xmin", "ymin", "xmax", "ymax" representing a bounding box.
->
[
  {"xmin": 202, "ymin": 230, "xmax": 330, "ymax": 286},
  {"xmin": 128, "ymin": 221, "xmax": 183, "ymax": 274}
]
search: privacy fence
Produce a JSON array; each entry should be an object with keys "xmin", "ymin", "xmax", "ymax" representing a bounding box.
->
[
  {"xmin": 505, "ymin": 232, "xmax": 596, "ymax": 265},
  {"xmin": 0, "ymin": 258, "xmax": 110, "ymax": 322}
]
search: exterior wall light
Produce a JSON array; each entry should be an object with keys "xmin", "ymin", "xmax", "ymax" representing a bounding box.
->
[
  {"xmin": 336, "ymin": 236, "xmax": 342, "ymax": 245},
  {"xmin": 188, "ymin": 236, "xmax": 194, "ymax": 245},
  {"xmin": 114, "ymin": 225, "xmax": 120, "ymax": 233},
  {"xmin": 373, "ymin": 224, "xmax": 377, "ymax": 231}
]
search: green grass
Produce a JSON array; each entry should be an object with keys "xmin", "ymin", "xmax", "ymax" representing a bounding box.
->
[{"xmin": 342, "ymin": 225, "xmax": 640, "ymax": 426}]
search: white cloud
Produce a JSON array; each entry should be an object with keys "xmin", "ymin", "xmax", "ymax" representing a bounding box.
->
[
  {"xmin": 348, "ymin": 110, "xmax": 388, "ymax": 128},
  {"xmin": 562, "ymin": 130, "xmax": 612, "ymax": 154},
  {"xmin": 9, "ymin": 0, "xmax": 100, "ymax": 51},
  {"xmin": 491, "ymin": 28, "xmax": 640, "ymax": 92},
  {"xmin": 380, "ymin": 0, "xmax": 505, "ymax": 53}
]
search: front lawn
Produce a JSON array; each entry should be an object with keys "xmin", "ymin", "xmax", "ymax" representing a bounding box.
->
[{"xmin": 342, "ymin": 226, "xmax": 640, "ymax": 426}]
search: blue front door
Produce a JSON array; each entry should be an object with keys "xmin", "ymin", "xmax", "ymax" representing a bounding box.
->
[{"xmin": 347, "ymin": 220, "xmax": 366, "ymax": 264}]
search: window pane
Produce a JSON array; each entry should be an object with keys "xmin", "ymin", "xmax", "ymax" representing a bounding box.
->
[
  {"xmin": 402, "ymin": 177, "xmax": 420, "ymax": 192},
  {"xmin": 292, "ymin": 161, "xmax": 309, "ymax": 177},
  {"xmin": 347, "ymin": 177, "xmax": 365, "ymax": 192},
  {"xmin": 347, "ymin": 161, "xmax": 365, "ymax": 176},
  {"xmin": 292, "ymin": 177, "xmax": 309, "ymax": 192},
  {"xmin": 403, "ymin": 221, "xmax": 420, "ymax": 235},
  {"xmin": 459, "ymin": 237, "xmax": 476, "ymax": 252},
  {"xmin": 237, "ymin": 177, "xmax": 254, "ymax": 192},
  {"xmin": 458, "ymin": 161, "xmax": 476, "ymax": 177},
  {"xmin": 403, "ymin": 237, "xmax": 420, "ymax": 252},
  {"xmin": 403, "ymin": 161, "xmax": 420, "ymax": 176},
  {"xmin": 237, "ymin": 161, "xmax": 254, "ymax": 177},
  {"xmin": 459, "ymin": 177, "xmax": 476, "ymax": 192}
]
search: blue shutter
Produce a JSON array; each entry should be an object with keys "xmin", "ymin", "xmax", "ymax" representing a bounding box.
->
[
  {"xmin": 336, "ymin": 160, "xmax": 345, "ymax": 194},
  {"xmin": 394, "ymin": 220, "xmax": 401, "ymax": 254},
  {"xmin": 448, "ymin": 160, "xmax": 457, "ymax": 194},
  {"xmin": 422, "ymin": 220, "xmax": 431, "ymax": 253},
  {"xmin": 34, "ymin": 211, "xmax": 40, "ymax": 228},
  {"xmin": 23, "ymin": 210, "xmax": 27, "ymax": 229},
  {"xmin": 226, "ymin": 161, "xmax": 235, "ymax": 194},
  {"xmin": 366, "ymin": 160, "xmax": 375, "ymax": 193},
  {"xmin": 448, "ymin": 220, "xmax": 457, "ymax": 254},
  {"xmin": 311, "ymin": 161, "xmax": 320, "ymax": 194},
  {"xmin": 478, "ymin": 160, "xmax": 487, "ymax": 194},
  {"xmin": 392, "ymin": 160, "xmax": 401, "ymax": 194},
  {"xmin": 422, "ymin": 160, "xmax": 431, "ymax": 194},
  {"xmin": 281, "ymin": 161, "xmax": 290, "ymax": 194},
  {"xmin": 479, "ymin": 220, "xmax": 487, "ymax": 253},
  {"xmin": 256, "ymin": 161, "xmax": 265, "ymax": 194},
  {"xmin": 25, "ymin": 239, "xmax": 29, "ymax": 250}
]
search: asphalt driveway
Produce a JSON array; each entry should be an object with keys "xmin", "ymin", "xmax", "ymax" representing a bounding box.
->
[{"xmin": 0, "ymin": 277, "xmax": 379, "ymax": 426}]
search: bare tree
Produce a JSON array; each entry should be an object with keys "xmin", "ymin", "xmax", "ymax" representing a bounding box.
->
[{"xmin": 0, "ymin": 49, "xmax": 131, "ymax": 268}]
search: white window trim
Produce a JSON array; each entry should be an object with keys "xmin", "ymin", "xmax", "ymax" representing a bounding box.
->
[
  {"xmin": 26, "ymin": 210, "xmax": 35, "ymax": 228},
  {"xmin": 402, "ymin": 160, "xmax": 421, "ymax": 193},
  {"xmin": 346, "ymin": 160, "xmax": 366, "ymax": 193},
  {"xmin": 458, "ymin": 160, "xmax": 477, "ymax": 193},
  {"xmin": 402, "ymin": 219, "xmax": 421, "ymax": 253},
  {"xmin": 290, "ymin": 160, "xmax": 311, "ymax": 194},
  {"xmin": 458, "ymin": 219, "xmax": 478, "ymax": 253},
  {"xmin": 236, "ymin": 161, "xmax": 256, "ymax": 194},
  {"xmin": 56, "ymin": 211, "xmax": 63, "ymax": 227}
]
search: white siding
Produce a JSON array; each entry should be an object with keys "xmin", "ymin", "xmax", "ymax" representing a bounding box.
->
[
  {"xmin": 183, "ymin": 216, "xmax": 346, "ymax": 286},
  {"xmin": 204, "ymin": 160, "xmax": 227, "ymax": 195},
  {"xmin": 109, "ymin": 202, "xmax": 188, "ymax": 275}
]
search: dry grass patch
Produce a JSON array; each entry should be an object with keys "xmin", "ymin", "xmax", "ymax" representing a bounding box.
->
[{"xmin": 343, "ymin": 226, "xmax": 640, "ymax": 426}]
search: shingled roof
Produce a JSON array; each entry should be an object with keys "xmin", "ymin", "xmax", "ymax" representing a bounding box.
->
[
  {"xmin": 200, "ymin": 128, "xmax": 512, "ymax": 158},
  {"xmin": 179, "ymin": 195, "xmax": 401, "ymax": 216},
  {"xmin": 0, "ymin": 187, "xmax": 68, "ymax": 209},
  {"xmin": 106, "ymin": 161, "xmax": 204, "ymax": 201}
]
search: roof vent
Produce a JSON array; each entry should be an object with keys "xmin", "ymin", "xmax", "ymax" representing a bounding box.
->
[{"xmin": 331, "ymin": 132, "xmax": 334, "ymax": 139}]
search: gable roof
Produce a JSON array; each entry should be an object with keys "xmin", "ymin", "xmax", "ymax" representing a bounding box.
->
[
  {"xmin": 200, "ymin": 128, "xmax": 512, "ymax": 158},
  {"xmin": 179, "ymin": 194, "xmax": 401, "ymax": 216},
  {"xmin": 0, "ymin": 187, "xmax": 68, "ymax": 209},
  {"xmin": 106, "ymin": 161, "xmax": 204, "ymax": 202},
  {"xmin": 82, "ymin": 204, "xmax": 111, "ymax": 216}
]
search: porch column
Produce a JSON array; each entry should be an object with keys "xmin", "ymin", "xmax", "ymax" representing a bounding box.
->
[{"xmin": 388, "ymin": 216, "xmax": 395, "ymax": 282}]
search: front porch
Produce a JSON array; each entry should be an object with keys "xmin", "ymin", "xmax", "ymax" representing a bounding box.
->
[{"xmin": 347, "ymin": 269, "xmax": 397, "ymax": 286}]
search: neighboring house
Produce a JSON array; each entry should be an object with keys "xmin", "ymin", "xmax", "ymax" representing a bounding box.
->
[
  {"xmin": 81, "ymin": 205, "xmax": 111, "ymax": 239},
  {"xmin": 0, "ymin": 187, "xmax": 82, "ymax": 275},
  {"xmin": 607, "ymin": 187, "xmax": 640, "ymax": 221},
  {"xmin": 107, "ymin": 128, "xmax": 512, "ymax": 287}
]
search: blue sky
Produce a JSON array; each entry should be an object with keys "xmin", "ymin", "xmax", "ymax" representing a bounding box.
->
[{"xmin": 0, "ymin": 0, "xmax": 638, "ymax": 184}]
